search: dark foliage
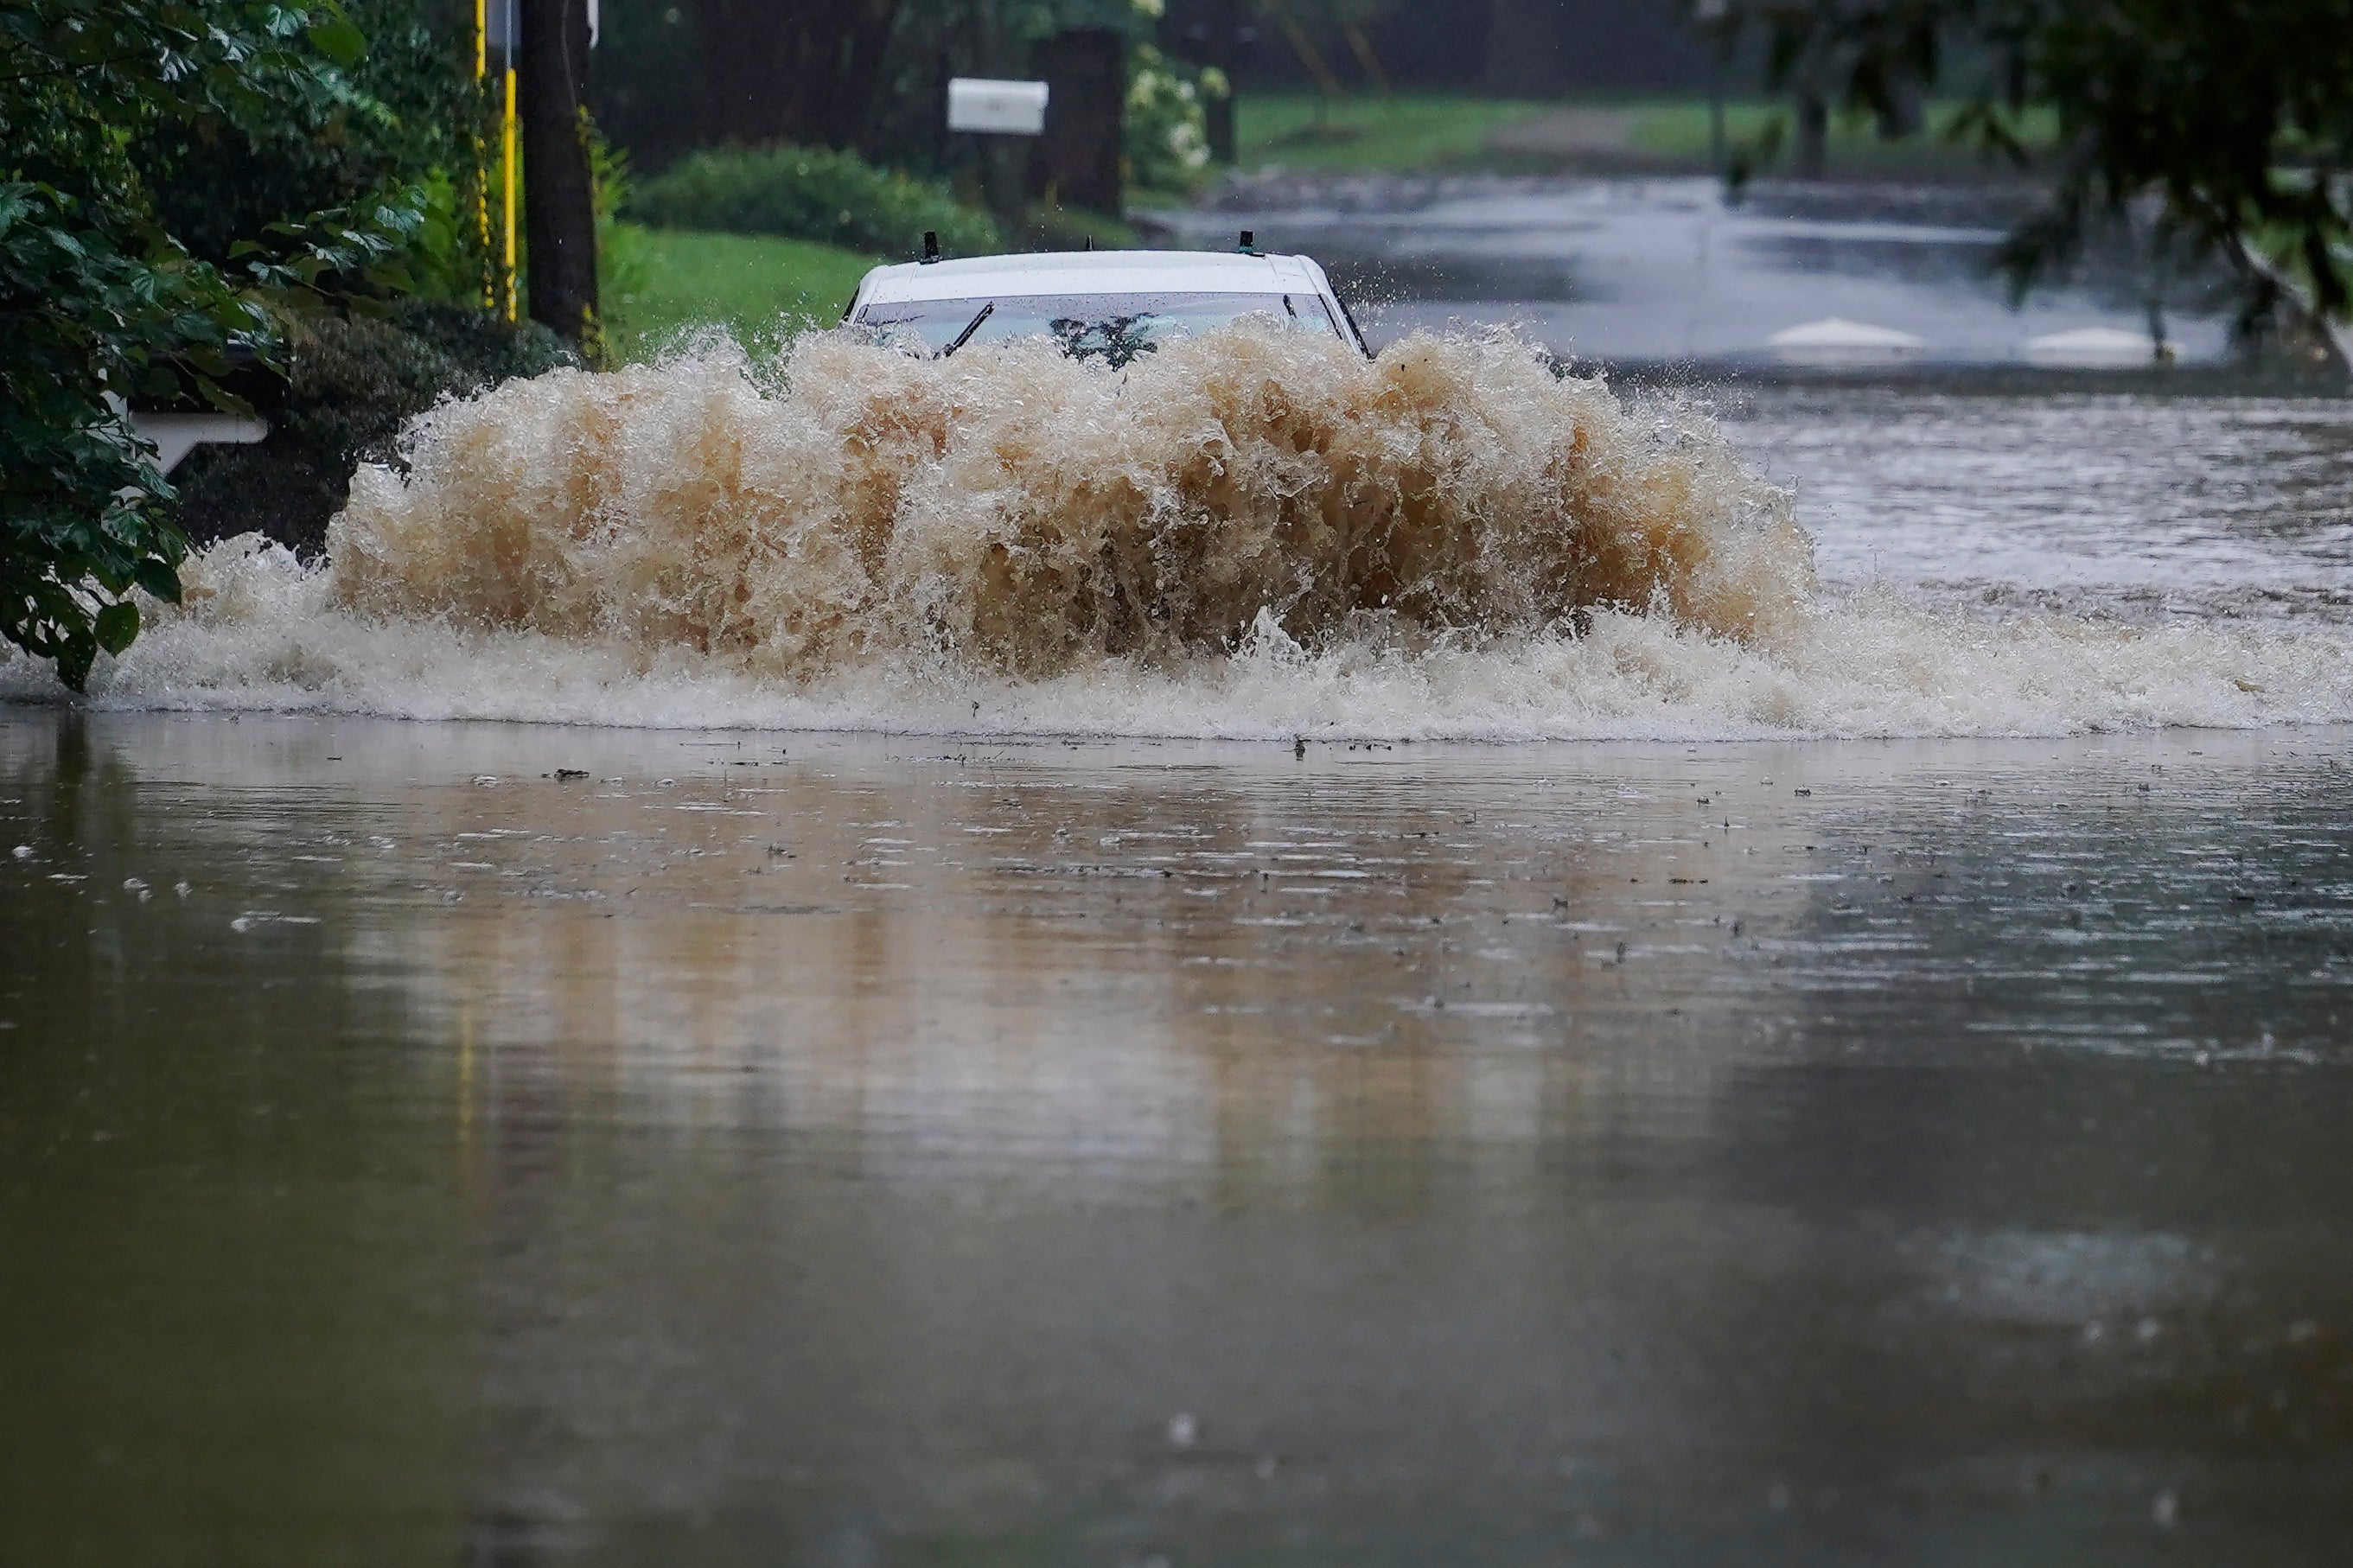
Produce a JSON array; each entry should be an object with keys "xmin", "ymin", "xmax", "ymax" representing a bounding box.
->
[
  {"xmin": 0, "ymin": 0, "xmax": 451, "ymax": 688},
  {"xmin": 174, "ymin": 303, "xmax": 576, "ymax": 557},
  {"xmin": 1728, "ymin": 0, "xmax": 2353, "ymax": 317},
  {"xmin": 690, "ymin": 0, "xmax": 903, "ymax": 150},
  {"xmin": 132, "ymin": 0, "xmax": 478, "ymax": 274},
  {"xmin": 595, "ymin": 0, "xmax": 1169, "ymax": 181},
  {"xmin": 588, "ymin": 0, "xmax": 704, "ymax": 172}
]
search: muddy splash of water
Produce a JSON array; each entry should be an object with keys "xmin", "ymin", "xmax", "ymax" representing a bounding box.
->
[
  {"xmin": 14, "ymin": 324, "xmax": 2350, "ymax": 739},
  {"xmin": 324, "ymin": 323, "xmax": 1813, "ymax": 676}
]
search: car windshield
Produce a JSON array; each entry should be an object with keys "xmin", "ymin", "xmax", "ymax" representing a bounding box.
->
[{"xmin": 856, "ymin": 290, "xmax": 1344, "ymax": 365}]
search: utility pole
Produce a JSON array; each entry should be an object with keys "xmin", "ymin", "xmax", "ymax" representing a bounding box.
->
[
  {"xmin": 1793, "ymin": 22, "xmax": 1828, "ymax": 180},
  {"xmin": 1201, "ymin": 0, "xmax": 1239, "ymax": 165},
  {"xmin": 1795, "ymin": 85, "xmax": 1827, "ymax": 178},
  {"xmin": 1696, "ymin": 0, "xmax": 1728, "ymax": 175},
  {"xmin": 518, "ymin": 0, "xmax": 598, "ymax": 346}
]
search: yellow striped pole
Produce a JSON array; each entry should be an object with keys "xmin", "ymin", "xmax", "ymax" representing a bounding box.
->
[
  {"xmin": 474, "ymin": 0, "xmax": 492, "ymax": 311},
  {"xmin": 502, "ymin": 59, "xmax": 519, "ymax": 322}
]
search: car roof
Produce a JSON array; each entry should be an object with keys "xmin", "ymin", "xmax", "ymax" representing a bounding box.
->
[{"xmin": 854, "ymin": 249, "xmax": 1333, "ymax": 308}]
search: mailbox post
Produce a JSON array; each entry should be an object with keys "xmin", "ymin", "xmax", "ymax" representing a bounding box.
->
[
  {"xmin": 479, "ymin": 0, "xmax": 517, "ymax": 318},
  {"xmin": 947, "ymin": 75, "xmax": 1049, "ymax": 238}
]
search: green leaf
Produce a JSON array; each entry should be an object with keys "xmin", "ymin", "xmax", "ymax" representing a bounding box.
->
[
  {"xmin": 193, "ymin": 373, "xmax": 257, "ymax": 418},
  {"xmin": 93, "ymin": 600, "xmax": 141, "ymax": 656},
  {"xmin": 135, "ymin": 558, "xmax": 184, "ymax": 606},
  {"xmin": 306, "ymin": 15, "xmax": 366, "ymax": 67}
]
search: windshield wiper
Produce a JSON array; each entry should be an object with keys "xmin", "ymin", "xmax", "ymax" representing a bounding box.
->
[{"xmin": 941, "ymin": 301, "xmax": 995, "ymax": 357}]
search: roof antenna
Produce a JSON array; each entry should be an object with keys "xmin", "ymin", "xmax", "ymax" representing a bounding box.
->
[
  {"xmin": 921, "ymin": 231, "xmax": 940, "ymax": 264},
  {"xmin": 1237, "ymin": 229, "xmax": 1256, "ymax": 254}
]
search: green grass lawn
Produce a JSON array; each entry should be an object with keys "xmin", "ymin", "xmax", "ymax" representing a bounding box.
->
[
  {"xmin": 602, "ymin": 224, "xmax": 880, "ymax": 362},
  {"xmin": 1624, "ymin": 98, "xmax": 2058, "ymax": 167},
  {"xmin": 1235, "ymin": 92, "xmax": 1548, "ymax": 173},
  {"xmin": 1228, "ymin": 90, "xmax": 2050, "ymax": 179}
]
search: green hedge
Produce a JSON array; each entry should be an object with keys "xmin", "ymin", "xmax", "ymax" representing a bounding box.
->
[{"xmin": 631, "ymin": 144, "xmax": 1000, "ymax": 258}]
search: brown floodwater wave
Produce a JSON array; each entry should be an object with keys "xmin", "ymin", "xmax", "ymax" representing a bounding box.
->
[
  {"xmin": 11, "ymin": 323, "xmax": 2345, "ymax": 738},
  {"xmin": 327, "ymin": 323, "xmax": 1814, "ymax": 677}
]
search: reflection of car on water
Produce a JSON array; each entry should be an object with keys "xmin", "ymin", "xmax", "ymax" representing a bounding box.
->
[{"xmin": 845, "ymin": 245, "xmax": 1371, "ymax": 367}]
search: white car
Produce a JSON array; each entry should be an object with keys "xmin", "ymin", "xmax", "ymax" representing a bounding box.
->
[{"xmin": 844, "ymin": 241, "xmax": 1371, "ymax": 365}]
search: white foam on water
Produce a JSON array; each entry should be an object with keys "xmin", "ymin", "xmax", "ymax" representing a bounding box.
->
[{"xmin": 8, "ymin": 325, "xmax": 2353, "ymax": 742}]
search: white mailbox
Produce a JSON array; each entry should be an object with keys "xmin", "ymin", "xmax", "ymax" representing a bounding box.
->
[{"xmin": 947, "ymin": 78, "xmax": 1049, "ymax": 137}]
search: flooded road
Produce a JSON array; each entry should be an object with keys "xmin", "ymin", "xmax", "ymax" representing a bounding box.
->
[
  {"xmin": 9, "ymin": 173, "xmax": 2353, "ymax": 1563},
  {"xmin": 1163, "ymin": 176, "xmax": 2249, "ymax": 367},
  {"xmin": 1731, "ymin": 385, "xmax": 2353, "ymax": 622},
  {"xmin": 7, "ymin": 713, "xmax": 2353, "ymax": 1564}
]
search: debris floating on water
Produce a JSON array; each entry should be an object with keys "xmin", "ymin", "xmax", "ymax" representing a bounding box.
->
[
  {"xmin": 2025, "ymin": 326, "xmax": 2168, "ymax": 366},
  {"xmin": 1768, "ymin": 318, "xmax": 1928, "ymax": 364}
]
